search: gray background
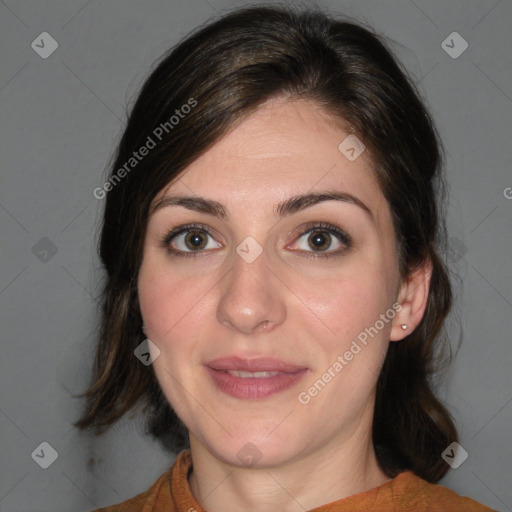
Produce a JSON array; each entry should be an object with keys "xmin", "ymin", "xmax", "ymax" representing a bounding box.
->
[{"xmin": 0, "ymin": 0, "xmax": 510, "ymax": 511}]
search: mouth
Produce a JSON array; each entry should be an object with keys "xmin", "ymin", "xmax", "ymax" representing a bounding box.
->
[
  {"xmin": 205, "ymin": 356, "xmax": 309, "ymax": 399},
  {"xmin": 222, "ymin": 370, "xmax": 282, "ymax": 378}
]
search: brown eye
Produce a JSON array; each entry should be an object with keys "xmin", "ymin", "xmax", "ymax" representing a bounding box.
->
[
  {"xmin": 307, "ymin": 230, "xmax": 332, "ymax": 251},
  {"xmin": 166, "ymin": 226, "xmax": 222, "ymax": 255},
  {"xmin": 287, "ymin": 222, "xmax": 352, "ymax": 257},
  {"xmin": 184, "ymin": 231, "xmax": 208, "ymax": 250}
]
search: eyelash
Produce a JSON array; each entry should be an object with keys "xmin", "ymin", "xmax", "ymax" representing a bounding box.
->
[{"xmin": 161, "ymin": 222, "xmax": 352, "ymax": 259}]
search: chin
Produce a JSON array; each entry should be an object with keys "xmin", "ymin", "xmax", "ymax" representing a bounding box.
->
[{"xmin": 194, "ymin": 424, "xmax": 308, "ymax": 469}]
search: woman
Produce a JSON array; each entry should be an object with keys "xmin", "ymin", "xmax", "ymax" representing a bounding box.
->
[{"xmin": 76, "ymin": 5, "xmax": 494, "ymax": 511}]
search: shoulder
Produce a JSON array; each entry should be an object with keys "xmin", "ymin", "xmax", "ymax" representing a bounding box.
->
[
  {"xmin": 390, "ymin": 471, "xmax": 495, "ymax": 511},
  {"xmin": 88, "ymin": 449, "xmax": 192, "ymax": 512},
  {"xmin": 90, "ymin": 469, "xmax": 172, "ymax": 512}
]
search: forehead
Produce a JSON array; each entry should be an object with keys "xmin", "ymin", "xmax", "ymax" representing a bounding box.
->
[{"xmin": 156, "ymin": 99, "xmax": 386, "ymax": 217}]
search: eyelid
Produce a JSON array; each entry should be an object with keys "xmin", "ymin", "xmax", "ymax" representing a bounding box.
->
[
  {"xmin": 294, "ymin": 221, "xmax": 351, "ymax": 241},
  {"xmin": 162, "ymin": 222, "xmax": 216, "ymax": 245}
]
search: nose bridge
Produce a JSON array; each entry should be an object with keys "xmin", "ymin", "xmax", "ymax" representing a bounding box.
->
[{"xmin": 216, "ymin": 247, "xmax": 286, "ymax": 333}]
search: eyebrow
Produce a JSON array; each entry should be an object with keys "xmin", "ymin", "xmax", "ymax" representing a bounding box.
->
[{"xmin": 149, "ymin": 190, "xmax": 373, "ymax": 221}]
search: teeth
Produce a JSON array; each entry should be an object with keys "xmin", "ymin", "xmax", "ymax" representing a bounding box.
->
[{"xmin": 226, "ymin": 370, "xmax": 281, "ymax": 378}]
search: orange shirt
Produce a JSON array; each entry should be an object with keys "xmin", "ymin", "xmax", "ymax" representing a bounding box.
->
[{"xmin": 93, "ymin": 449, "xmax": 494, "ymax": 512}]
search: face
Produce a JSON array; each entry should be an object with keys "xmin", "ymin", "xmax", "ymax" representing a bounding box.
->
[{"xmin": 138, "ymin": 99, "xmax": 404, "ymax": 468}]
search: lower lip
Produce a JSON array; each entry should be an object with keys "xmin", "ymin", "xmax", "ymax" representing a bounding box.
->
[{"xmin": 205, "ymin": 367, "xmax": 308, "ymax": 399}]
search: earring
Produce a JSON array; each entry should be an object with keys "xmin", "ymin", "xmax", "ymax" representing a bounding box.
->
[{"xmin": 401, "ymin": 324, "xmax": 407, "ymax": 330}]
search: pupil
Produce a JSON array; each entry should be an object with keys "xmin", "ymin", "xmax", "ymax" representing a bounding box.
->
[{"xmin": 309, "ymin": 231, "xmax": 330, "ymax": 251}]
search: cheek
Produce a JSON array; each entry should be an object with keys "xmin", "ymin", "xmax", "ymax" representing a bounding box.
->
[
  {"xmin": 137, "ymin": 261, "xmax": 210, "ymax": 411},
  {"xmin": 138, "ymin": 257, "xmax": 212, "ymax": 340},
  {"xmin": 289, "ymin": 264, "xmax": 395, "ymax": 394},
  {"xmin": 138, "ymin": 271, "xmax": 174, "ymax": 338},
  {"xmin": 291, "ymin": 268, "xmax": 394, "ymax": 341}
]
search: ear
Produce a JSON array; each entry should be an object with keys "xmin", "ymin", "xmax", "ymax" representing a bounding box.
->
[{"xmin": 390, "ymin": 258, "xmax": 432, "ymax": 342}]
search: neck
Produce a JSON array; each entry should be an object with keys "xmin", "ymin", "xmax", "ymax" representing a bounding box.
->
[{"xmin": 187, "ymin": 425, "xmax": 390, "ymax": 512}]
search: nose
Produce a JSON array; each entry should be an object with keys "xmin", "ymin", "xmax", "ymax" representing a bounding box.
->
[{"xmin": 216, "ymin": 250, "xmax": 286, "ymax": 335}]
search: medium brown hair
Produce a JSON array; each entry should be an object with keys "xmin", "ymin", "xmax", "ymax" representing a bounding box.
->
[{"xmin": 76, "ymin": 4, "xmax": 457, "ymax": 482}]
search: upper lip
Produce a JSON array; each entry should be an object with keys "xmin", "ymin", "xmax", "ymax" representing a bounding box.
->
[{"xmin": 205, "ymin": 356, "xmax": 308, "ymax": 373}]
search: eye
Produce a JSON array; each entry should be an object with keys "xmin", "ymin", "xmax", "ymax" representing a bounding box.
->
[
  {"xmin": 162, "ymin": 222, "xmax": 351, "ymax": 258},
  {"xmin": 163, "ymin": 224, "xmax": 222, "ymax": 256},
  {"xmin": 288, "ymin": 222, "xmax": 351, "ymax": 257}
]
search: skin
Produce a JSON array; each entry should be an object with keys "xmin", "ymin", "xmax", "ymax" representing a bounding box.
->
[{"xmin": 138, "ymin": 98, "xmax": 431, "ymax": 512}]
